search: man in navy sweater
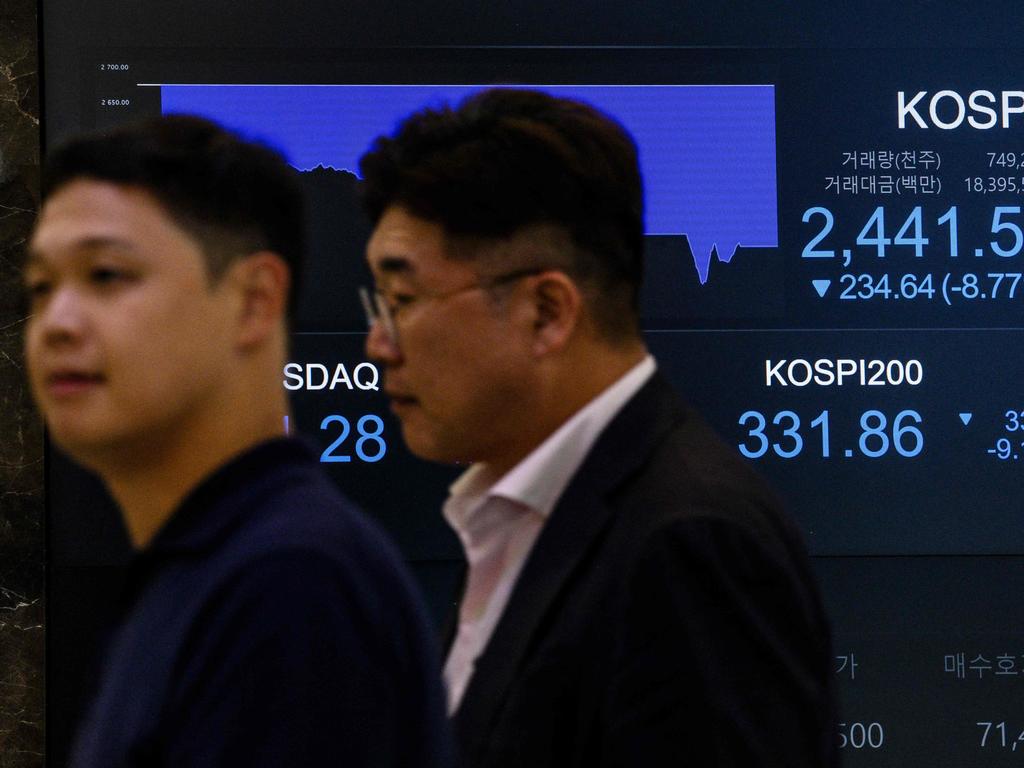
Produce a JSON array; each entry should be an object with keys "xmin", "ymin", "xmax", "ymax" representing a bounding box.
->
[{"xmin": 25, "ymin": 115, "xmax": 452, "ymax": 767}]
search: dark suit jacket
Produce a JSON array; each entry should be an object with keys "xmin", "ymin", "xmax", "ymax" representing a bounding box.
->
[{"xmin": 452, "ymin": 373, "xmax": 839, "ymax": 768}]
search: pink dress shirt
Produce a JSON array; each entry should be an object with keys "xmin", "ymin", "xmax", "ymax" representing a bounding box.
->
[{"xmin": 442, "ymin": 355, "xmax": 656, "ymax": 712}]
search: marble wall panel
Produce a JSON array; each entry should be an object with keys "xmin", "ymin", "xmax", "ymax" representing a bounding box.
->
[{"xmin": 0, "ymin": 0, "xmax": 44, "ymax": 765}]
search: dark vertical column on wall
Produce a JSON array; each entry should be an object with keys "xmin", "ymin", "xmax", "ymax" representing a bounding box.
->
[{"xmin": 0, "ymin": 0, "xmax": 44, "ymax": 766}]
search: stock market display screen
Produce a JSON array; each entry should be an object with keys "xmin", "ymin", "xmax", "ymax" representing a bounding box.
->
[{"xmin": 42, "ymin": 2, "xmax": 1024, "ymax": 764}]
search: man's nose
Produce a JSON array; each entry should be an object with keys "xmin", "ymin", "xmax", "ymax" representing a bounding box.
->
[
  {"xmin": 364, "ymin": 319, "xmax": 402, "ymax": 365},
  {"xmin": 37, "ymin": 287, "xmax": 87, "ymax": 345}
]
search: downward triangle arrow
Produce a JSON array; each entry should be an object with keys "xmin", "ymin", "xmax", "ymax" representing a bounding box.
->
[
  {"xmin": 812, "ymin": 279, "xmax": 831, "ymax": 298},
  {"xmin": 959, "ymin": 413, "xmax": 973, "ymax": 426}
]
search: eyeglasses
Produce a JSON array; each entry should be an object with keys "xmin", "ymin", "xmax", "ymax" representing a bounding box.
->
[{"xmin": 359, "ymin": 267, "xmax": 543, "ymax": 349}]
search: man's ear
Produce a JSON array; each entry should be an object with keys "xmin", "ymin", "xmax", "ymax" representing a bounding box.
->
[
  {"xmin": 231, "ymin": 251, "xmax": 291, "ymax": 349},
  {"xmin": 525, "ymin": 270, "xmax": 583, "ymax": 356}
]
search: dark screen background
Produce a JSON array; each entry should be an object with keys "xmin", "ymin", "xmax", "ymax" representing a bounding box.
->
[{"xmin": 42, "ymin": 3, "xmax": 1024, "ymax": 765}]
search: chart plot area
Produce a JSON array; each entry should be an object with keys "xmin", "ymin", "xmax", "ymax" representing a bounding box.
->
[{"xmin": 161, "ymin": 84, "xmax": 779, "ymax": 284}]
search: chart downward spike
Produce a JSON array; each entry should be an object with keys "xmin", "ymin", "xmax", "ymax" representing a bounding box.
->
[
  {"xmin": 812, "ymin": 279, "xmax": 831, "ymax": 298},
  {"xmin": 958, "ymin": 413, "xmax": 972, "ymax": 426}
]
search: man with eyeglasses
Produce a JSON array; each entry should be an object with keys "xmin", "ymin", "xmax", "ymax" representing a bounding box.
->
[{"xmin": 357, "ymin": 88, "xmax": 839, "ymax": 767}]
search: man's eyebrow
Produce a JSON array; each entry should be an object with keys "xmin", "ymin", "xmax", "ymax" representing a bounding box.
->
[
  {"xmin": 74, "ymin": 236, "xmax": 138, "ymax": 253},
  {"xmin": 375, "ymin": 255, "xmax": 414, "ymax": 275},
  {"xmin": 26, "ymin": 236, "xmax": 138, "ymax": 267}
]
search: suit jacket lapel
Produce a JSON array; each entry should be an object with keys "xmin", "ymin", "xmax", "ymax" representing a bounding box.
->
[
  {"xmin": 441, "ymin": 559, "xmax": 468, "ymax": 653},
  {"xmin": 453, "ymin": 372, "xmax": 686, "ymax": 757}
]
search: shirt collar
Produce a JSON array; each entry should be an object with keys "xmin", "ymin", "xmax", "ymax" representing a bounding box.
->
[
  {"xmin": 143, "ymin": 437, "xmax": 315, "ymax": 558},
  {"xmin": 117, "ymin": 437, "xmax": 316, "ymax": 614},
  {"xmin": 444, "ymin": 355, "xmax": 656, "ymax": 532}
]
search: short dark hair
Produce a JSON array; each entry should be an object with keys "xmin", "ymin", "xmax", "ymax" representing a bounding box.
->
[
  {"xmin": 358, "ymin": 88, "xmax": 644, "ymax": 340},
  {"xmin": 41, "ymin": 115, "xmax": 305, "ymax": 314}
]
